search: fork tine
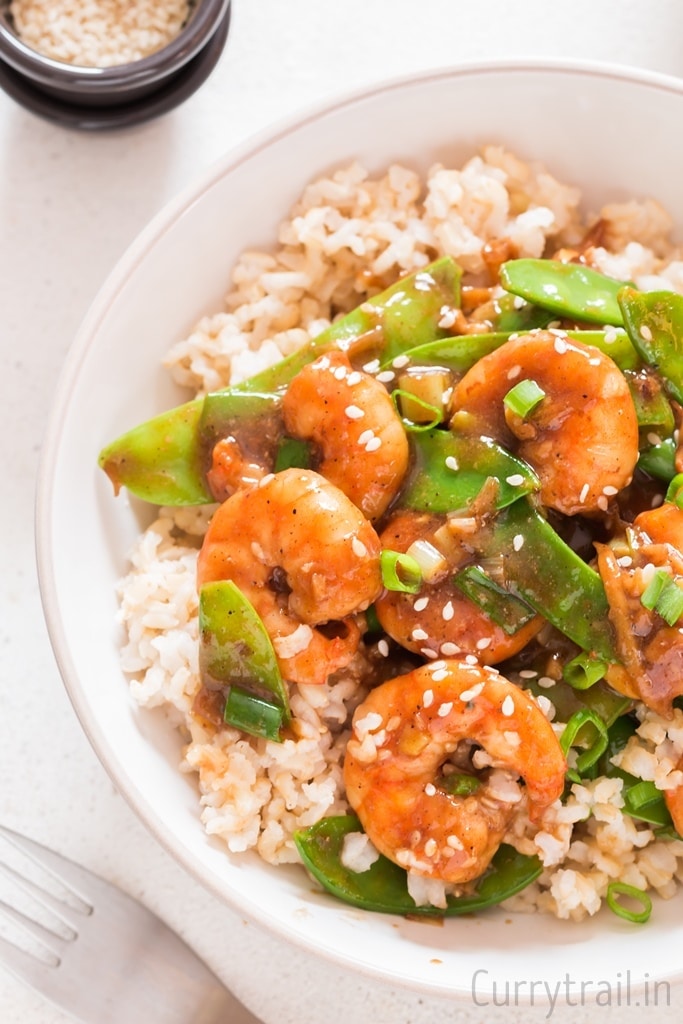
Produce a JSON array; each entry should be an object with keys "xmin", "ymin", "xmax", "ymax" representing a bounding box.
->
[
  {"xmin": 0, "ymin": 929, "xmax": 60, "ymax": 985},
  {"xmin": 0, "ymin": 825, "xmax": 93, "ymax": 908},
  {"xmin": 0, "ymin": 842, "xmax": 88, "ymax": 934},
  {"xmin": 0, "ymin": 894, "xmax": 73, "ymax": 952}
]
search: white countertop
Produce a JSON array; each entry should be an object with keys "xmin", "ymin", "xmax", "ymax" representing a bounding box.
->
[{"xmin": 3, "ymin": 2, "xmax": 683, "ymax": 1021}]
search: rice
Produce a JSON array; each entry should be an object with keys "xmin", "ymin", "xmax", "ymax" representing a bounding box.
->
[
  {"xmin": 116, "ymin": 145, "xmax": 683, "ymax": 919},
  {"xmin": 10, "ymin": 0, "xmax": 191, "ymax": 67}
]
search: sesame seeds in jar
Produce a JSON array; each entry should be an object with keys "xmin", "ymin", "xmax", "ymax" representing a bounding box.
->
[{"xmin": 10, "ymin": 0, "xmax": 193, "ymax": 67}]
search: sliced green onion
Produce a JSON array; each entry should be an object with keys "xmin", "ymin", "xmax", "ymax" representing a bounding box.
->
[
  {"xmin": 666, "ymin": 473, "xmax": 683, "ymax": 508},
  {"xmin": 453, "ymin": 564, "xmax": 537, "ymax": 635},
  {"xmin": 364, "ymin": 604, "xmax": 381, "ymax": 634},
  {"xmin": 560, "ymin": 708, "xmax": 609, "ymax": 774},
  {"xmin": 405, "ymin": 538, "xmax": 447, "ymax": 581},
  {"xmin": 441, "ymin": 773, "xmax": 482, "ymax": 797},
  {"xmin": 391, "ymin": 388, "xmax": 443, "ymax": 432},
  {"xmin": 223, "ymin": 686, "xmax": 285, "ymax": 742},
  {"xmin": 563, "ymin": 652, "xmax": 608, "ymax": 690},
  {"xmin": 641, "ymin": 569, "xmax": 683, "ymax": 625},
  {"xmin": 624, "ymin": 779, "xmax": 662, "ymax": 812},
  {"xmin": 274, "ymin": 437, "xmax": 311, "ymax": 472},
  {"xmin": 503, "ymin": 378, "xmax": 546, "ymax": 419},
  {"xmin": 605, "ymin": 882, "xmax": 652, "ymax": 924},
  {"xmin": 380, "ymin": 549, "xmax": 423, "ymax": 593}
]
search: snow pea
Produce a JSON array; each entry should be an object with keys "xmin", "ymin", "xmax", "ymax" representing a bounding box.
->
[
  {"xmin": 500, "ymin": 259, "xmax": 627, "ymax": 326},
  {"xmin": 624, "ymin": 370, "xmax": 676, "ymax": 435},
  {"xmin": 199, "ymin": 580, "xmax": 289, "ymax": 741},
  {"xmin": 453, "ymin": 565, "xmax": 537, "ymax": 635},
  {"xmin": 294, "ymin": 814, "xmax": 541, "ymax": 916},
  {"xmin": 619, "ymin": 287, "xmax": 683, "ymax": 405},
  {"xmin": 637, "ymin": 436, "xmax": 676, "ymax": 481},
  {"xmin": 475, "ymin": 499, "xmax": 616, "ymax": 660},
  {"xmin": 98, "ymin": 257, "xmax": 462, "ymax": 506},
  {"xmin": 401, "ymin": 428, "xmax": 539, "ymax": 514},
  {"xmin": 596, "ymin": 715, "xmax": 676, "ymax": 831}
]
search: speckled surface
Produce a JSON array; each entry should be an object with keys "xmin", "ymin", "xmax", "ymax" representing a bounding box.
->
[{"xmin": 3, "ymin": 1, "xmax": 683, "ymax": 1021}]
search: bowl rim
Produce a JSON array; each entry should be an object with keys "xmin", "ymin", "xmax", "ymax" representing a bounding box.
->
[
  {"xmin": 0, "ymin": 0, "xmax": 229, "ymax": 89},
  {"xmin": 35, "ymin": 56, "xmax": 683, "ymax": 999}
]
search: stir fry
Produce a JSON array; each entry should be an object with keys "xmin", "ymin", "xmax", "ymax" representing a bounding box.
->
[{"xmin": 100, "ymin": 245, "xmax": 683, "ymax": 922}]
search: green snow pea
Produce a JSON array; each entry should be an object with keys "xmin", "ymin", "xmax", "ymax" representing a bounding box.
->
[
  {"xmin": 596, "ymin": 715, "xmax": 676, "ymax": 831},
  {"xmin": 624, "ymin": 370, "xmax": 676, "ymax": 435},
  {"xmin": 500, "ymin": 259, "xmax": 627, "ymax": 326},
  {"xmin": 294, "ymin": 815, "xmax": 541, "ymax": 916},
  {"xmin": 619, "ymin": 287, "xmax": 683, "ymax": 405},
  {"xmin": 198, "ymin": 580, "xmax": 289, "ymax": 741},
  {"xmin": 475, "ymin": 499, "xmax": 616, "ymax": 660},
  {"xmin": 401, "ymin": 428, "xmax": 539, "ymax": 514},
  {"xmin": 453, "ymin": 565, "xmax": 537, "ymax": 636},
  {"xmin": 493, "ymin": 292, "xmax": 555, "ymax": 333},
  {"xmin": 98, "ymin": 258, "xmax": 462, "ymax": 505},
  {"xmin": 637, "ymin": 436, "xmax": 676, "ymax": 481}
]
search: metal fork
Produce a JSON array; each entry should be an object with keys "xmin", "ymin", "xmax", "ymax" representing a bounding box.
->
[{"xmin": 0, "ymin": 824, "xmax": 261, "ymax": 1023}]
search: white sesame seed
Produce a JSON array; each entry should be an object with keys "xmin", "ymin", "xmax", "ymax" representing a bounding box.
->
[
  {"xmin": 647, "ymin": 432, "xmax": 662, "ymax": 447},
  {"xmin": 365, "ymin": 436, "xmax": 382, "ymax": 452},
  {"xmin": 424, "ymin": 838, "xmax": 438, "ymax": 857},
  {"xmin": 438, "ymin": 308, "xmax": 457, "ymax": 328},
  {"xmin": 447, "ymin": 834, "xmax": 464, "ymax": 850},
  {"xmin": 476, "ymin": 637, "xmax": 492, "ymax": 650},
  {"xmin": 414, "ymin": 596, "xmax": 429, "ymax": 612},
  {"xmin": 352, "ymin": 537, "xmax": 367, "ymax": 558},
  {"xmin": 392, "ymin": 354, "xmax": 410, "ymax": 368},
  {"xmin": 506, "ymin": 474, "xmax": 525, "ymax": 487},
  {"xmin": 357, "ymin": 429, "xmax": 374, "ymax": 446},
  {"xmin": 438, "ymin": 702, "xmax": 454, "ymax": 717},
  {"xmin": 376, "ymin": 370, "xmax": 395, "ymax": 384},
  {"xmin": 640, "ymin": 325, "xmax": 653, "ymax": 342},
  {"xmin": 377, "ymin": 638, "xmax": 389, "ymax": 657},
  {"xmin": 579, "ymin": 482, "xmax": 590, "ymax": 503},
  {"xmin": 258, "ymin": 473, "xmax": 275, "ymax": 488},
  {"xmin": 333, "ymin": 365, "xmax": 347, "ymax": 380},
  {"xmin": 588, "ymin": 356, "xmax": 601, "ymax": 366},
  {"xmin": 513, "ymin": 533, "xmax": 524, "ymax": 551},
  {"xmin": 604, "ymin": 327, "xmax": 618, "ymax": 343},
  {"xmin": 548, "ymin": 321, "xmax": 562, "ymax": 330},
  {"xmin": 345, "ymin": 404, "xmax": 365, "ymax": 420},
  {"xmin": 464, "ymin": 654, "xmax": 479, "ymax": 666},
  {"xmin": 537, "ymin": 676, "xmax": 556, "ymax": 689},
  {"xmin": 554, "ymin": 338, "xmax": 568, "ymax": 354},
  {"xmin": 421, "ymin": 647, "xmax": 439, "ymax": 659},
  {"xmin": 536, "ymin": 695, "xmax": 554, "ymax": 718},
  {"xmin": 602, "ymin": 485, "xmax": 618, "ymax": 496},
  {"xmin": 440, "ymin": 642, "xmax": 460, "ymax": 656},
  {"xmin": 519, "ymin": 669, "xmax": 537, "ymax": 678},
  {"xmin": 346, "ymin": 371, "xmax": 362, "ymax": 386},
  {"xmin": 362, "ymin": 358, "xmax": 380, "ymax": 373},
  {"xmin": 422, "ymin": 689, "xmax": 434, "ymax": 707},
  {"xmin": 445, "ymin": 456, "xmax": 459, "ymax": 471},
  {"xmin": 442, "ymin": 601, "xmax": 455, "ymax": 621},
  {"xmin": 430, "ymin": 660, "xmax": 447, "ymax": 671},
  {"xmin": 504, "ymin": 730, "xmax": 521, "ymax": 746},
  {"xmin": 651, "ymin": 493, "xmax": 664, "ymax": 508},
  {"xmin": 431, "ymin": 668, "xmax": 449, "ymax": 682},
  {"xmin": 316, "ymin": 356, "xmax": 331, "ymax": 369},
  {"xmin": 513, "ymin": 296, "xmax": 526, "ymax": 310},
  {"xmin": 412, "ymin": 627, "xmax": 429, "ymax": 641},
  {"xmin": 502, "ymin": 694, "xmax": 515, "ymax": 716},
  {"xmin": 507, "ymin": 364, "xmax": 522, "ymax": 380},
  {"xmin": 460, "ymin": 682, "xmax": 484, "ymax": 702},
  {"xmin": 641, "ymin": 562, "xmax": 657, "ymax": 584},
  {"xmin": 597, "ymin": 495, "xmax": 609, "ymax": 512},
  {"xmin": 425, "ymin": 782, "xmax": 436, "ymax": 796},
  {"xmin": 617, "ymin": 555, "xmax": 633, "ymax": 568}
]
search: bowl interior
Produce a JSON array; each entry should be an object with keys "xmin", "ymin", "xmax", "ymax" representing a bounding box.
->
[{"xmin": 37, "ymin": 61, "xmax": 683, "ymax": 998}]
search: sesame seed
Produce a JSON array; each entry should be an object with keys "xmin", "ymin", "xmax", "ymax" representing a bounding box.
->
[
  {"xmin": 345, "ymin": 404, "xmax": 365, "ymax": 420},
  {"xmin": 554, "ymin": 338, "xmax": 568, "ymax": 354},
  {"xmin": 440, "ymin": 642, "xmax": 460, "ymax": 656},
  {"xmin": 357, "ymin": 429, "xmax": 374, "ymax": 446},
  {"xmin": 647, "ymin": 432, "xmax": 662, "ymax": 447},
  {"xmin": 447, "ymin": 834, "xmax": 464, "ymax": 850},
  {"xmin": 464, "ymin": 654, "xmax": 479, "ymax": 666},
  {"xmin": 476, "ymin": 637, "xmax": 492, "ymax": 650},
  {"xmin": 430, "ymin": 660, "xmax": 447, "ymax": 671},
  {"xmin": 346, "ymin": 371, "xmax": 362, "ymax": 386},
  {"xmin": 602, "ymin": 485, "xmax": 618, "ymax": 496},
  {"xmin": 588, "ymin": 356, "xmax": 601, "ymax": 366},
  {"xmin": 504, "ymin": 730, "xmax": 521, "ymax": 746},
  {"xmin": 423, "ymin": 689, "xmax": 434, "ymax": 707},
  {"xmin": 641, "ymin": 562, "xmax": 657, "ymax": 584},
  {"xmin": 351, "ymin": 537, "xmax": 367, "ymax": 557},
  {"xmin": 460, "ymin": 682, "xmax": 484, "ymax": 702},
  {"xmin": 536, "ymin": 694, "xmax": 553, "ymax": 717},
  {"xmin": 362, "ymin": 358, "xmax": 380, "ymax": 373},
  {"xmin": 579, "ymin": 482, "xmax": 590, "ymax": 503},
  {"xmin": 438, "ymin": 308, "xmax": 457, "ymax": 328},
  {"xmin": 431, "ymin": 668, "xmax": 449, "ymax": 682},
  {"xmin": 506, "ymin": 474, "xmax": 524, "ymax": 487},
  {"xmin": 438, "ymin": 702, "xmax": 454, "ymax": 717},
  {"xmin": 617, "ymin": 555, "xmax": 633, "ymax": 568},
  {"xmin": 365, "ymin": 436, "xmax": 382, "ymax": 452},
  {"xmin": 513, "ymin": 296, "xmax": 526, "ymax": 310},
  {"xmin": 377, "ymin": 638, "xmax": 389, "ymax": 657},
  {"xmin": 507, "ymin": 364, "xmax": 522, "ymax": 380},
  {"xmin": 412, "ymin": 627, "xmax": 429, "ymax": 641},
  {"xmin": 425, "ymin": 782, "xmax": 436, "ymax": 796},
  {"xmin": 548, "ymin": 321, "xmax": 562, "ymax": 330},
  {"xmin": 333, "ymin": 365, "xmax": 347, "ymax": 380},
  {"xmin": 640, "ymin": 324, "xmax": 653, "ymax": 342},
  {"xmin": 316, "ymin": 355, "xmax": 331, "ymax": 370},
  {"xmin": 502, "ymin": 695, "xmax": 515, "ymax": 716},
  {"xmin": 519, "ymin": 669, "xmax": 537, "ymax": 678},
  {"xmin": 445, "ymin": 455, "xmax": 459, "ymax": 471},
  {"xmin": 597, "ymin": 495, "xmax": 609, "ymax": 512},
  {"xmin": 651, "ymin": 493, "xmax": 664, "ymax": 508},
  {"xmin": 604, "ymin": 327, "xmax": 618, "ymax": 344},
  {"xmin": 414, "ymin": 596, "xmax": 429, "ymax": 612},
  {"xmin": 258, "ymin": 473, "xmax": 275, "ymax": 488},
  {"xmin": 513, "ymin": 533, "xmax": 524, "ymax": 551},
  {"xmin": 537, "ymin": 676, "xmax": 556, "ymax": 688},
  {"xmin": 392, "ymin": 354, "xmax": 410, "ymax": 368},
  {"xmin": 442, "ymin": 601, "xmax": 454, "ymax": 621},
  {"xmin": 421, "ymin": 647, "xmax": 439, "ymax": 659},
  {"xmin": 376, "ymin": 370, "xmax": 395, "ymax": 384},
  {"xmin": 424, "ymin": 838, "xmax": 438, "ymax": 857}
]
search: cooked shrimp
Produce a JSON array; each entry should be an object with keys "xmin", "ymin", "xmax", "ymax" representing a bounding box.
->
[
  {"xmin": 450, "ymin": 330, "xmax": 639, "ymax": 516},
  {"xmin": 375, "ymin": 510, "xmax": 542, "ymax": 664},
  {"xmin": 281, "ymin": 351, "xmax": 409, "ymax": 521},
  {"xmin": 343, "ymin": 660, "xmax": 566, "ymax": 884},
  {"xmin": 206, "ymin": 434, "xmax": 267, "ymax": 501},
  {"xmin": 197, "ymin": 468, "xmax": 383, "ymax": 685}
]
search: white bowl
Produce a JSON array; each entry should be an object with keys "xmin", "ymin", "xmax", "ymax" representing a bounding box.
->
[{"xmin": 36, "ymin": 59, "xmax": 683, "ymax": 1005}]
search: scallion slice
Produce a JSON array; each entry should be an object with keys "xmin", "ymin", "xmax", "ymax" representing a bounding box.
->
[
  {"xmin": 624, "ymin": 779, "xmax": 662, "ymax": 812},
  {"xmin": 380, "ymin": 549, "xmax": 423, "ymax": 593},
  {"xmin": 605, "ymin": 882, "xmax": 652, "ymax": 924},
  {"xmin": 274, "ymin": 437, "xmax": 311, "ymax": 472},
  {"xmin": 223, "ymin": 686, "xmax": 286, "ymax": 742},
  {"xmin": 563, "ymin": 652, "xmax": 608, "ymax": 690},
  {"xmin": 391, "ymin": 389, "xmax": 443, "ymax": 432},
  {"xmin": 666, "ymin": 472, "xmax": 683, "ymax": 508},
  {"xmin": 503, "ymin": 378, "xmax": 546, "ymax": 419},
  {"xmin": 641, "ymin": 569, "xmax": 683, "ymax": 625},
  {"xmin": 560, "ymin": 708, "xmax": 609, "ymax": 774}
]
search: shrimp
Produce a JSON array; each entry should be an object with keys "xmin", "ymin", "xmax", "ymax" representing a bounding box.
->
[
  {"xmin": 343, "ymin": 660, "xmax": 566, "ymax": 884},
  {"xmin": 281, "ymin": 350, "xmax": 409, "ymax": 521},
  {"xmin": 197, "ymin": 468, "xmax": 383, "ymax": 686},
  {"xmin": 375, "ymin": 510, "xmax": 542, "ymax": 664},
  {"xmin": 450, "ymin": 330, "xmax": 639, "ymax": 516},
  {"xmin": 206, "ymin": 435, "xmax": 267, "ymax": 501}
]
